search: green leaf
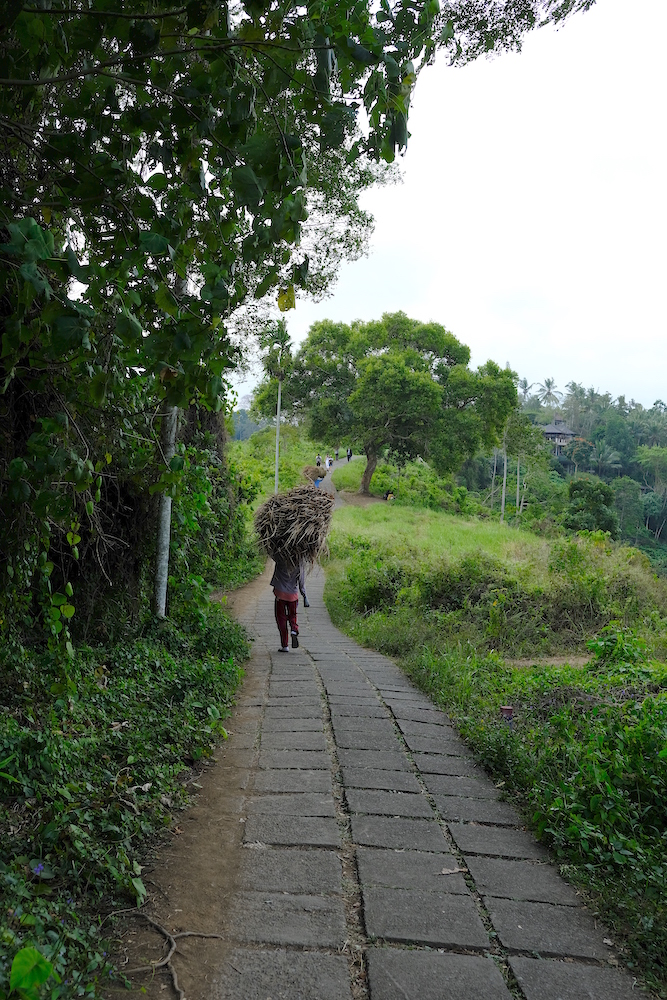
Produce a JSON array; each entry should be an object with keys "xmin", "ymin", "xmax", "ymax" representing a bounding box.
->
[
  {"xmin": 131, "ymin": 876, "xmax": 147, "ymax": 905},
  {"xmin": 61, "ymin": 604, "xmax": 75, "ymax": 619},
  {"xmin": 139, "ymin": 232, "xmax": 170, "ymax": 255},
  {"xmin": 156, "ymin": 283, "xmax": 179, "ymax": 318},
  {"xmin": 231, "ymin": 166, "xmax": 265, "ymax": 207},
  {"xmin": 10, "ymin": 948, "xmax": 54, "ymax": 994},
  {"xmin": 116, "ymin": 312, "xmax": 142, "ymax": 344},
  {"xmin": 169, "ymin": 455, "xmax": 185, "ymax": 472}
]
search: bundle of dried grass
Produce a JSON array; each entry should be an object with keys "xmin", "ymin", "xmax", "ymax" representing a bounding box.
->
[
  {"xmin": 254, "ymin": 485, "xmax": 335, "ymax": 564},
  {"xmin": 302, "ymin": 465, "xmax": 323, "ymax": 483}
]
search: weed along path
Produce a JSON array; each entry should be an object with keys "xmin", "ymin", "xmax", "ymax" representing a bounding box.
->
[{"xmin": 114, "ymin": 479, "xmax": 642, "ymax": 1000}]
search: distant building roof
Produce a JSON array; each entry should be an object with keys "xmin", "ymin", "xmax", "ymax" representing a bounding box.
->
[{"xmin": 542, "ymin": 422, "xmax": 575, "ymax": 437}]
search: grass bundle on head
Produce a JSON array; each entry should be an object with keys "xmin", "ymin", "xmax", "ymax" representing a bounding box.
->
[
  {"xmin": 302, "ymin": 465, "xmax": 323, "ymax": 483},
  {"xmin": 254, "ymin": 485, "xmax": 335, "ymax": 564}
]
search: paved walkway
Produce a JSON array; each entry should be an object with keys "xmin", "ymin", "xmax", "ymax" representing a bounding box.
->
[{"xmin": 208, "ymin": 549, "xmax": 640, "ymax": 1000}]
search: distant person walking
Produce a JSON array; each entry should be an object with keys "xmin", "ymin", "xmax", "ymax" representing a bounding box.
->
[
  {"xmin": 316, "ymin": 454, "xmax": 322, "ymax": 467},
  {"xmin": 346, "ymin": 447, "xmax": 352, "ymax": 462},
  {"xmin": 335, "ymin": 447, "xmax": 339, "ymax": 461},
  {"xmin": 271, "ymin": 557, "xmax": 309, "ymax": 651},
  {"xmin": 325, "ymin": 455, "xmax": 331, "ymax": 471}
]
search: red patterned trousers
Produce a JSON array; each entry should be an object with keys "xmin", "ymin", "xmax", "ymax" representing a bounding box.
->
[{"xmin": 274, "ymin": 598, "xmax": 298, "ymax": 648}]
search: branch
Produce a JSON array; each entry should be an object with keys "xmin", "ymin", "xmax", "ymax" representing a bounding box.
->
[{"xmin": 21, "ymin": 5, "xmax": 188, "ymax": 16}]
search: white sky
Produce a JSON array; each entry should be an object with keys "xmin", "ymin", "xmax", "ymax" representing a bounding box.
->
[{"xmin": 233, "ymin": 0, "xmax": 667, "ymax": 408}]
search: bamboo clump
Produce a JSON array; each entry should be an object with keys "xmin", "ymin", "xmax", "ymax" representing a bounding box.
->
[{"xmin": 254, "ymin": 485, "xmax": 335, "ymax": 564}]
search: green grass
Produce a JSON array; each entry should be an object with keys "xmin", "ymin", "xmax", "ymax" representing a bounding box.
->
[
  {"xmin": 229, "ymin": 425, "xmax": 328, "ymax": 505},
  {"xmin": 332, "ymin": 504, "xmax": 550, "ymax": 586},
  {"xmin": 0, "ymin": 604, "xmax": 249, "ymax": 1000},
  {"xmin": 324, "ymin": 502, "xmax": 667, "ymax": 995}
]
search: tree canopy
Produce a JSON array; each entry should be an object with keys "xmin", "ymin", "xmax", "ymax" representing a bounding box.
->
[{"xmin": 254, "ymin": 311, "xmax": 517, "ymax": 491}]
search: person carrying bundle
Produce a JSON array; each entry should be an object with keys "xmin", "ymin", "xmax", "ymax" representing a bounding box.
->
[
  {"xmin": 271, "ymin": 558, "xmax": 309, "ymax": 651},
  {"xmin": 254, "ymin": 485, "xmax": 335, "ymax": 654}
]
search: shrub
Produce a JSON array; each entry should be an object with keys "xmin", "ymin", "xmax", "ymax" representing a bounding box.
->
[
  {"xmin": 562, "ymin": 478, "xmax": 619, "ymax": 538},
  {"xmin": 0, "ymin": 603, "xmax": 248, "ymax": 999}
]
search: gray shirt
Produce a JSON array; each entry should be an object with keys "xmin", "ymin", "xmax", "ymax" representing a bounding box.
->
[{"xmin": 271, "ymin": 559, "xmax": 307, "ymax": 601}]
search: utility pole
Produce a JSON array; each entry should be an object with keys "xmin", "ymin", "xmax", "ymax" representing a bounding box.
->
[{"xmin": 274, "ymin": 377, "xmax": 282, "ymax": 494}]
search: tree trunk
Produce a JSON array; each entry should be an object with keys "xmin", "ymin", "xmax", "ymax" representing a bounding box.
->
[
  {"xmin": 153, "ymin": 403, "xmax": 179, "ymax": 618},
  {"xmin": 500, "ymin": 446, "xmax": 508, "ymax": 523},
  {"xmin": 490, "ymin": 449, "xmax": 498, "ymax": 508},
  {"xmin": 274, "ymin": 378, "xmax": 282, "ymax": 494},
  {"xmin": 516, "ymin": 454, "xmax": 520, "ymax": 516},
  {"xmin": 359, "ymin": 450, "xmax": 377, "ymax": 494}
]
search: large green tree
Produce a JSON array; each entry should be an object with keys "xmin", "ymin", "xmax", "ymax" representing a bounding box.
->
[
  {"xmin": 254, "ymin": 311, "xmax": 517, "ymax": 491},
  {"xmin": 0, "ymin": 0, "xmax": 600, "ymax": 627}
]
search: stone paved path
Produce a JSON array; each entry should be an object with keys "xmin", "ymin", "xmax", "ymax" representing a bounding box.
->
[{"xmin": 211, "ymin": 550, "xmax": 641, "ymax": 1000}]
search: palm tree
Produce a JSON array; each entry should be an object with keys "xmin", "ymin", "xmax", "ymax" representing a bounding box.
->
[
  {"xmin": 518, "ymin": 378, "xmax": 533, "ymax": 403},
  {"xmin": 535, "ymin": 378, "xmax": 562, "ymax": 407},
  {"xmin": 593, "ymin": 442, "xmax": 622, "ymax": 476}
]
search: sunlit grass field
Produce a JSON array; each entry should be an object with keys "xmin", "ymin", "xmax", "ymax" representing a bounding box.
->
[{"xmin": 332, "ymin": 503, "xmax": 551, "ymax": 586}]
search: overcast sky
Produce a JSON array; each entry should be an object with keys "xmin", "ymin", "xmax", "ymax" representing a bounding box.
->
[{"xmin": 234, "ymin": 0, "xmax": 667, "ymax": 408}]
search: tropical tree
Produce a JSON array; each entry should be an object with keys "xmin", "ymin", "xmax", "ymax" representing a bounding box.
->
[
  {"xmin": 255, "ymin": 312, "xmax": 517, "ymax": 492},
  {"xmin": 518, "ymin": 378, "xmax": 533, "ymax": 403},
  {"xmin": 535, "ymin": 378, "xmax": 562, "ymax": 407},
  {"xmin": 1, "ymin": 0, "xmax": 442, "ymax": 625},
  {"xmin": 562, "ymin": 479, "xmax": 619, "ymax": 538},
  {"xmin": 592, "ymin": 442, "xmax": 622, "ymax": 478},
  {"xmin": 564, "ymin": 437, "xmax": 594, "ymax": 477}
]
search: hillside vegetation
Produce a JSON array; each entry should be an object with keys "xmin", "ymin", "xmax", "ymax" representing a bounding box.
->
[{"xmin": 324, "ymin": 501, "xmax": 667, "ymax": 993}]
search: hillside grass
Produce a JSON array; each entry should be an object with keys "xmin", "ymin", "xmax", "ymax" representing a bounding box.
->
[
  {"xmin": 229, "ymin": 424, "xmax": 328, "ymax": 505},
  {"xmin": 332, "ymin": 504, "xmax": 551, "ymax": 587},
  {"xmin": 324, "ymin": 502, "xmax": 667, "ymax": 994}
]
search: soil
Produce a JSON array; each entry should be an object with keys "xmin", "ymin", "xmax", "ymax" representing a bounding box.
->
[{"xmin": 337, "ymin": 490, "xmax": 383, "ymax": 507}]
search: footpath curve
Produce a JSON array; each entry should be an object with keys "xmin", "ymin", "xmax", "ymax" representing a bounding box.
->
[{"xmin": 118, "ymin": 468, "xmax": 642, "ymax": 1000}]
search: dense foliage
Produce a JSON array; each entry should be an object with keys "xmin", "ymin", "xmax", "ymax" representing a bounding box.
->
[{"xmin": 0, "ymin": 604, "xmax": 248, "ymax": 1000}]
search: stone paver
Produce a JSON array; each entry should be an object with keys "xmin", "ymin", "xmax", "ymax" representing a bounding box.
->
[
  {"xmin": 486, "ymin": 897, "xmax": 613, "ymax": 959},
  {"xmin": 258, "ymin": 749, "xmax": 330, "ymax": 769},
  {"xmin": 362, "ymin": 887, "xmax": 489, "ymax": 947},
  {"xmin": 334, "ymin": 730, "xmax": 400, "ymax": 751},
  {"xmin": 345, "ymin": 788, "xmax": 433, "ymax": 817},
  {"xmin": 246, "ymin": 792, "xmax": 335, "ymax": 815},
  {"xmin": 423, "ymin": 773, "xmax": 499, "ymax": 799},
  {"xmin": 244, "ymin": 813, "xmax": 340, "ymax": 846},
  {"xmin": 226, "ymin": 891, "xmax": 346, "ymax": 947},
  {"xmin": 435, "ymin": 795, "xmax": 521, "ymax": 826},
  {"xmin": 252, "ymin": 768, "xmax": 331, "ymax": 793},
  {"xmin": 465, "ymin": 857, "xmax": 580, "ymax": 905},
  {"xmin": 162, "ymin": 527, "xmax": 642, "ymax": 1000},
  {"xmin": 260, "ymin": 731, "xmax": 327, "ymax": 750},
  {"xmin": 367, "ymin": 950, "xmax": 512, "ymax": 1000},
  {"xmin": 342, "ymin": 767, "xmax": 422, "ymax": 791},
  {"xmin": 509, "ymin": 957, "xmax": 643, "ymax": 999},
  {"xmin": 337, "ymin": 749, "xmax": 411, "ymax": 770},
  {"xmin": 351, "ymin": 814, "xmax": 449, "ymax": 851},
  {"xmin": 215, "ymin": 949, "xmax": 353, "ymax": 1000},
  {"xmin": 239, "ymin": 848, "xmax": 342, "ymax": 894},
  {"xmin": 357, "ymin": 847, "xmax": 468, "ymax": 893},
  {"xmin": 449, "ymin": 823, "xmax": 548, "ymax": 859}
]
